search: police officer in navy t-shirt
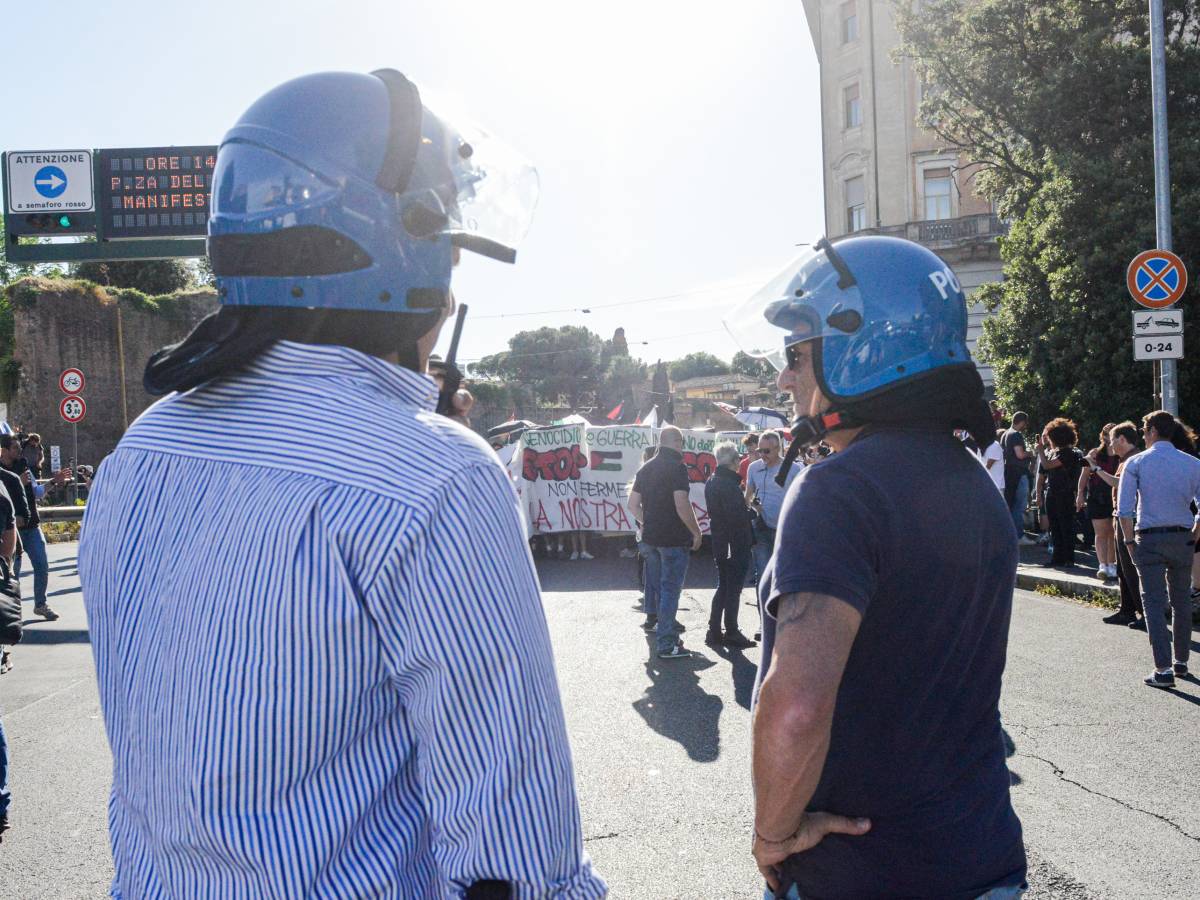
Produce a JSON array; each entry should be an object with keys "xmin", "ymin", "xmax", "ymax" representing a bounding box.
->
[{"xmin": 726, "ymin": 236, "xmax": 1026, "ymax": 899}]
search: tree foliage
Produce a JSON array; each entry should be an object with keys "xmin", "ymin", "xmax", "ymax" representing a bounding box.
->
[
  {"xmin": 667, "ymin": 351, "xmax": 730, "ymax": 383},
  {"xmin": 471, "ymin": 325, "xmax": 605, "ymax": 406},
  {"xmin": 731, "ymin": 350, "xmax": 773, "ymax": 380},
  {"xmin": 896, "ymin": 0, "xmax": 1200, "ymax": 438},
  {"xmin": 70, "ymin": 259, "xmax": 194, "ymax": 295}
]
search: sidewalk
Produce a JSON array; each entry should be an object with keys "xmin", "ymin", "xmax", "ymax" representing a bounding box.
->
[{"xmin": 1016, "ymin": 539, "xmax": 1119, "ymax": 601}]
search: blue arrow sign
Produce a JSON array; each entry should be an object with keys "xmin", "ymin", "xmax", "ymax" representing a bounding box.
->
[{"xmin": 34, "ymin": 165, "xmax": 68, "ymax": 199}]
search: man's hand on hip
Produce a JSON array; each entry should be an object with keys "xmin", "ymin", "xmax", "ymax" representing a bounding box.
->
[{"xmin": 752, "ymin": 813, "xmax": 871, "ymax": 891}]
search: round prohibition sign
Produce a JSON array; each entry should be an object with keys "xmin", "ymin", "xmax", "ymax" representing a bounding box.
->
[
  {"xmin": 59, "ymin": 367, "xmax": 85, "ymax": 394},
  {"xmin": 1127, "ymin": 249, "xmax": 1188, "ymax": 310},
  {"xmin": 60, "ymin": 394, "xmax": 86, "ymax": 424}
]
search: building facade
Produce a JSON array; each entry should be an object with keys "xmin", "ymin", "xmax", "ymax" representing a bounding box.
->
[{"xmin": 802, "ymin": 0, "xmax": 1005, "ymax": 387}]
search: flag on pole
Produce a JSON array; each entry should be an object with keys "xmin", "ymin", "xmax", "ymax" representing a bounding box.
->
[
  {"xmin": 713, "ymin": 401, "xmax": 739, "ymax": 415},
  {"xmin": 642, "ymin": 406, "xmax": 659, "ymax": 429},
  {"xmin": 606, "ymin": 402, "xmax": 623, "ymax": 421}
]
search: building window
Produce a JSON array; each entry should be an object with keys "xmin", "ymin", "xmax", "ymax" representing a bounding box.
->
[
  {"xmin": 846, "ymin": 175, "xmax": 866, "ymax": 233},
  {"xmin": 841, "ymin": 1, "xmax": 859, "ymax": 44},
  {"xmin": 843, "ymin": 83, "xmax": 862, "ymax": 129},
  {"xmin": 923, "ymin": 169, "xmax": 953, "ymax": 220}
]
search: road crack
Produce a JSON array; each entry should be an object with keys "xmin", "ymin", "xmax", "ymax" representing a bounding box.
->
[
  {"xmin": 583, "ymin": 832, "xmax": 620, "ymax": 842},
  {"xmin": 1016, "ymin": 750, "xmax": 1200, "ymax": 843}
]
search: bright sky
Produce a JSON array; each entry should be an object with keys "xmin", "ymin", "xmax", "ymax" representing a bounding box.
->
[{"xmin": 3, "ymin": 0, "xmax": 824, "ymax": 367}]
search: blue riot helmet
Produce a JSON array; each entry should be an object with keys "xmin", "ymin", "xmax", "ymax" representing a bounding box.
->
[
  {"xmin": 725, "ymin": 236, "xmax": 988, "ymax": 483},
  {"xmin": 725, "ymin": 235, "xmax": 973, "ymax": 401},
  {"xmin": 146, "ymin": 70, "xmax": 537, "ymax": 398},
  {"xmin": 207, "ymin": 69, "xmax": 539, "ymax": 312}
]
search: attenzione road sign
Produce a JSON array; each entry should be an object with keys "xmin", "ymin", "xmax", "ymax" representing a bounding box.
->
[
  {"xmin": 60, "ymin": 395, "xmax": 86, "ymax": 424},
  {"xmin": 3, "ymin": 150, "xmax": 94, "ymax": 213},
  {"xmin": 1133, "ymin": 334, "xmax": 1184, "ymax": 361},
  {"xmin": 59, "ymin": 368, "xmax": 85, "ymax": 394},
  {"xmin": 1127, "ymin": 249, "xmax": 1188, "ymax": 309},
  {"xmin": 1132, "ymin": 309, "xmax": 1183, "ymax": 337}
]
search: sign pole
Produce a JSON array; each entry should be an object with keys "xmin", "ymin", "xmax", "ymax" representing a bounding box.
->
[
  {"xmin": 1149, "ymin": 0, "xmax": 1177, "ymax": 414},
  {"xmin": 72, "ymin": 421, "xmax": 78, "ymax": 505}
]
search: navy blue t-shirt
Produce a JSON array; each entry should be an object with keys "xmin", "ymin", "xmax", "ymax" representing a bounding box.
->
[{"xmin": 757, "ymin": 428, "xmax": 1026, "ymax": 899}]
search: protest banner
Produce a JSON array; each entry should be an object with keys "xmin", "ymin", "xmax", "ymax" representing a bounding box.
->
[{"xmin": 508, "ymin": 423, "xmax": 718, "ymax": 536}]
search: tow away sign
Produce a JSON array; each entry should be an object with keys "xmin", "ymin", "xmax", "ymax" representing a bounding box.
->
[{"xmin": 3, "ymin": 150, "xmax": 94, "ymax": 213}]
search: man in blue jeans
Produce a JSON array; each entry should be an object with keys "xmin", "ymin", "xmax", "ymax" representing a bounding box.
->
[
  {"xmin": 1000, "ymin": 413, "xmax": 1034, "ymax": 545},
  {"xmin": 629, "ymin": 426, "xmax": 703, "ymax": 659}
]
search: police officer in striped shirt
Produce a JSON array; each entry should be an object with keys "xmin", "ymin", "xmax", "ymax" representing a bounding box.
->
[{"xmin": 81, "ymin": 71, "xmax": 605, "ymax": 898}]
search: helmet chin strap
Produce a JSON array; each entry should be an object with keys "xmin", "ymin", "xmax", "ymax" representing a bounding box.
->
[
  {"xmin": 774, "ymin": 409, "xmax": 858, "ymax": 486},
  {"xmin": 435, "ymin": 302, "xmax": 468, "ymax": 417}
]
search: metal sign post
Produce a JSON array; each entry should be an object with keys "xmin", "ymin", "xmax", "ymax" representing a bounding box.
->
[
  {"xmin": 1149, "ymin": 0, "xmax": 1178, "ymax": 414},
  {"xmin": 71, "ymin": 423, "xmax": 78, "ymax": 505}
]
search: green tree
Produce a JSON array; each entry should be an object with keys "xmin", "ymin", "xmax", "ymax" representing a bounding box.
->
[
  {"xmin": 471, "ymin": 325, "xmax": 604, "ymax": 407},
  {"xmin": 895, "ymin": 0, "xmax": 1200, "ymax": 439},
  {"xmin": 71, "ymin": 259, "xmax": 194, "ymax": 295},
  {"xmin": 667, "ymin": 351, "xmax": 730, "ymax": 383},
  {"xmin": 731, "ymin": 350, "xmax": 773, "ymax": 380}
]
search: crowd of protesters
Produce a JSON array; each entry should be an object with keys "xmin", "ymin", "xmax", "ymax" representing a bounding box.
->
[
  {"xmin": 509, "ymin": 408, "xmax": 1199, "ymax": 690},
  {"xmin": 987, "ymin": 407, "xmax": 1200, "ymax": 689}
]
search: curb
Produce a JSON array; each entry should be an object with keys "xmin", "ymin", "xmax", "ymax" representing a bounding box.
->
[{"xmin": 1016, "ymin": 566, "xmax": 1119, "ymax": 600}]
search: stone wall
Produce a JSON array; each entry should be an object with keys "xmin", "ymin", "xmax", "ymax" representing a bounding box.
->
[{"xmin": 6, "ymin": 279, "xmax": 217, "ymax": 467}]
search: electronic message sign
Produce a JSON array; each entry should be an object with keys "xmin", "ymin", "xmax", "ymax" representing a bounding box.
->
[{"xmin": 96, "ymin": 146, "xmax": 217, "ymax": 239}]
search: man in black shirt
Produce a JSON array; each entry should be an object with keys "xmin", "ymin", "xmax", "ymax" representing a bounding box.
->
[
  {"xmin": 1000, "ymin": 412, "xmax": 1033, "ymax": 544},
  {"xmin": 0, "ymin": 435, "xmax": 57, "ymax": 620},
  {"xmin": 704, "ymin": 442, "xmax": 755, "ymax": 648},
  {"xmin": 629, "ymin": 426, "xmax": 702, "ymax": 659}
]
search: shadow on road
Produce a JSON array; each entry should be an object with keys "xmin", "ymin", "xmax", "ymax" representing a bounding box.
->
[
  {"xmin": 537, "ymin": 551, "xmax": 719, "ymax": 593},
  {"xmin": 15, "ymin": 628, "xmax": 91, "ymax": 645},
  {"xmin": 632, "ymin": 647, "xmax": 723, "ymax": 762},
  {"xmin": 708, "ymin": 645, "xmax": 759, "ymax": 711},
  {"xmin": 1002, "ymin": 727, "xmax": 1022, "ymax": 786},
  {"xmin": 44, "ymin": 586, "xmax": 82, "ymax": 599}
]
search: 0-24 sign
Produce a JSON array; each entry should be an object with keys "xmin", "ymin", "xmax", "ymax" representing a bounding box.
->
[{"xmin": 1133, "ymin": 335, "xmax": 1184, "ymax": 361}]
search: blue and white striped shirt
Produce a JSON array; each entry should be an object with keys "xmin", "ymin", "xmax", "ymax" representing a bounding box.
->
[{"xmin": 80, "ymin": 341, "xmax": 605, "ymax": 899}]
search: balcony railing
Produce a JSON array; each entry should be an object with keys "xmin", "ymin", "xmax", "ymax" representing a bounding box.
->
[{"xmin": 862, "ymin": 214, "xmax": 1008, "ymax": 247}]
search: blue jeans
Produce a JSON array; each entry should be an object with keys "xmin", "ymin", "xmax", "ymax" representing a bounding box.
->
[
  {"xmin": 752, "ymin": 519, "xmax": 776, "ymax": 588},
  {"xmin": 0, "ymin": 715, "xmax": 10, "ymax": 817},
  {"xmin": 645, "ymin": 546, "xmax": 690, "ymax": 653},
  {"xmin": 638, "ymin": 541, "xmax": 659, "ymax": 615},
  {"xmin": 1008, "ymin": 474, "xmax": 1029, "ymax": 540},
  {"xmin": 15, "ymin": 526, "xmax": 48, "ymax": 607},
  {"xmin": 766, "ymin": 881, "xmax": 1026, "ymax": 899}
]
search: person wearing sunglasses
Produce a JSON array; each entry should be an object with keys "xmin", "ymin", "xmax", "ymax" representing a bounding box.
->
[
  {"xmin": 727, "ymin": 236, "xmax": 1025, "ymax": 899},
  {"xmin": 744, "ymin": 430, "xmax": 802, "ymax": 591}
]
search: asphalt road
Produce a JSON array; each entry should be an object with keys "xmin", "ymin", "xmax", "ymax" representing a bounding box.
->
[{"xmin": 1, "ymin": 544, "xmax": 1197, "ymax": 898}]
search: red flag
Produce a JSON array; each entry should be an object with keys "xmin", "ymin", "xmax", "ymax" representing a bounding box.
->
[{"xmin": 605, "ymin": 402, "xmax": 623, "ymax": 421}]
